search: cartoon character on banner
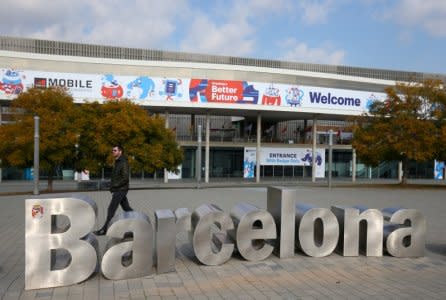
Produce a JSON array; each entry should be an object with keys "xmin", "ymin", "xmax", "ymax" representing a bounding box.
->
[
  {"xmin": 126, "ymin": 76, "xmax": 155, "ymax": 100},
  {"xmin": 159, "ymin": 79, "xmax": 182, "ymax": 101},
  {"xmin": 434, "ymin": 161, "xmax": 445, "ymax": 180},
  {"xmin": 301, "ymin": 150, "xmax": 322, "ymax": 166},
  {"xmin": 285, "ymin": 87, "xmax": 304, "ymax": 107},
  {"xmin": 366, "ymin": 94, "xmax": 380, "ymax": 111},
  {"xmin": 243, "ymin": 159, "xmax": 255, "ymax": 178},
  {"xmin": 0, "ymin": 69, "xmax": 25, "ymax": 96},
  {"xmin": 262, "ymin": 84, "xmax": 281, "ymax": 106},
  {"xmin": 101, "ymin": 74, "xmax": 123, "ymax": 99},
  {"xmin": 237, "ymin": 82, "xmax": 259, "ymax": 104},
  {"xmin": 189, "ymin": 79, "xmax": 208, "ymax": 102}
]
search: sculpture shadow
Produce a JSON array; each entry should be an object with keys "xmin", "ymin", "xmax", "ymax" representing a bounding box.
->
[{"xmin": 426, "ymin": 243, "xmax": 446, "ymax": 256}]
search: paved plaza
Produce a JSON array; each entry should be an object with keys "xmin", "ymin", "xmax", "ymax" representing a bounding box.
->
[{"xmin": 0, "ymin": 185, "xmax": 445, "ymax": 299}]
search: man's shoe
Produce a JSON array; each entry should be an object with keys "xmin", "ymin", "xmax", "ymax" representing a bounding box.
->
[{"xmin": 93, "ymin": 228, "xmax": 106, "ymax": 236}]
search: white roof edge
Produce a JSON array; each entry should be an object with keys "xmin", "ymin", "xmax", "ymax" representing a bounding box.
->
[{"xmin": 0, "ymin": 50, "xmax": 398, "ymax": 86}]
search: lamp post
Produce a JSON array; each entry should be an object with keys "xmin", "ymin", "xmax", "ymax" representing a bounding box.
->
[
  {"xmin": 196, "ymin": 125, "xmax": 202, "ymax": 186},
  {"xmin": 75, "ymin": 142, "xmax": 81, "ymax": 182},
  {"xmin": 328, "ymin": 129, "xmax": 333, "ymax": 189},
  {"xmin": 33, "ymin": 115, "xmax": 40, "ymax": 195}
]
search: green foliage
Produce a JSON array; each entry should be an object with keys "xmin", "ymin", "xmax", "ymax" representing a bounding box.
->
[
  {"xmin": 0, "ymin": 91, "xmax": 183, "ymax": 187},
  {"xmin": 352, "ymin": 79, "xmax": 446, "ymax": 181},
  {"xmin": 77, "ymin": 100, "xmax": 183, "ymax": 174},
  {"xmin": 0, "ymin": 87, "xmax": 79, "ymax": 185}
]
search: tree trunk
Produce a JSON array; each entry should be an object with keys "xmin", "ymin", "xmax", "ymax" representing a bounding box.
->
[
  {"xmin": 47, "ymin": 171, "xmax": 54, "ymax": 192},
  {"xmin": 401, "ymin": 158, "xmax": 409, "ymax": 185}
]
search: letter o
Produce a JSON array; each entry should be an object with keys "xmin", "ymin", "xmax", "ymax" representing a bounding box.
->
[{"xmin": 296, "ymin": 206, "xmax": 339, "ymax": 257}]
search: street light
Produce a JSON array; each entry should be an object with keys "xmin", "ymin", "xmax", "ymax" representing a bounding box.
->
[
  {"xmin": 33, "ymin": 115, "xmax": 40, "ymax": 195},
  {"xmin": 196, "ymin": 125, "xmax": 202, "ymax": 186},
  {"xmin": 328, "ymin": 129, "xmax": 333, "ymax": 189}
]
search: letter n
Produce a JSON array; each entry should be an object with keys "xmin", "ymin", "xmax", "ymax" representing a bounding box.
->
[
  {"xmin": 25, "ymin": 196, "xmax": 98, "ymax": 290},
  {"xmin": 332, "ymin": 206, "xmax": 383, "ymax": 256}
]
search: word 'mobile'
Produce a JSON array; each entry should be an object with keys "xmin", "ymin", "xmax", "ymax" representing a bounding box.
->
[{"xmin": 25, "ymin": 187, "xmax": 426, "ymax": 290}]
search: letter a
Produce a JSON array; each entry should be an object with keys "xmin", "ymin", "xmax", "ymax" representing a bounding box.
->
[
  {"xmin": 384, "ymin": 209, "xmax": 426, "ymax": 257},
  {"xmin": 101, "ymin": 211, "xmax": 153, "ymax": 280}
]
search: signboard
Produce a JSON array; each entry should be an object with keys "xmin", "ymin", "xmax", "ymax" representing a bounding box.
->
[
  {"xmin": 0, "ymin": 68, "xmax": 386, "ymax": 116},
  {"xmin": 167, "ymin": 165, "xmax": 182, "ymax": 179},
  {"xmin": 25, "ymin": 190, "xmax": 426, "ymax": 290},
  {"xmin": 434, "ymin": 160, "xmax": 445, "ymax": 180},
  {"xmin": 244, "ymin": 147, "xmax": 325, "ymax": 178}
]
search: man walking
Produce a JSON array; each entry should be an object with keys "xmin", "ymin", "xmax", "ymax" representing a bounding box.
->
[{"xmin": 94, "ymin": 145, "xmax": 133, "ymax": 235}]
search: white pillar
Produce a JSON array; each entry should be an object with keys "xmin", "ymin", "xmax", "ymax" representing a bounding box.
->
[
  {"xmin": 164, "ymin": 112, "xmax": 169, "ymax": 183},
  {"xmin": 398, "ymin": 161, "xmax": 403, "ymax": 182},
  {"xmin": 256, "ymin": 113, "xmax": 262, "ymax": 183},
  {"xmin": 352, "ymin": 148, "xmax": 356, "ymax": 182},
  {"xmin": 205, "ymin": 113, "xmax": 210, "ymax": 183},
  {"xmin": 312, "ymin": 118, "xmax": 317, "ymax": 183},
  {"xmin": 444, "ymin": 163, "xmax": 446, "ymax": 181},
  {"xmin": 328, "ymin": 129, "xmax": 333, "ymax": 189},
  {"xmin": 0, "ymin": 110, "xmax": 2, "ymax": 183},
  {"xmin": 196, "ymin": 125, "xmax": 202, "ymax": 183}
]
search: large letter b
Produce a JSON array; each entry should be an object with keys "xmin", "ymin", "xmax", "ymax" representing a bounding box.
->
[{"xmin": 25, "ymin": 195, "xmax": 98, "ymax": 290}]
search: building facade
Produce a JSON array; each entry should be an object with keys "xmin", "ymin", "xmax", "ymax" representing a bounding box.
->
[{"xmin": 1, "ymin": 36, "xmax": 445, "ymax": 182}]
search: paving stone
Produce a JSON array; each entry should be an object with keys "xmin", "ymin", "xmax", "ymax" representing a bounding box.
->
[{"xmin": 2, "ymin": 186, "xmax": 446, "ymax": 300}]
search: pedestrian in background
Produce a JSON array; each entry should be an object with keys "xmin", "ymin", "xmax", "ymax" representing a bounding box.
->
[{"xmin": 94, "ymin": 145, "xmax": 133, "ymax": 235}]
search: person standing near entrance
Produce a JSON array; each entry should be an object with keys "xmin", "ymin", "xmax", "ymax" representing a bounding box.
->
[{"xmin": 94, "ymin": 145, "xmax": 133, "ymax": 235}]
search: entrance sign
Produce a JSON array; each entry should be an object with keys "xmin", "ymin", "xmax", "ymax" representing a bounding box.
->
[
  {"xmin": 244, "ymin": 147, "xmax": 326, "ymax": 178},
  {"xmin": 25, "ymin": 187, "xmax": 426, "ymax": 290}
]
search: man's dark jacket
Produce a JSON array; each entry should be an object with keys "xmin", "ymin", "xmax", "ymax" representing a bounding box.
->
[{"xmin": 110, "ymin": 155, "xmax": 129, "ymax": 192}]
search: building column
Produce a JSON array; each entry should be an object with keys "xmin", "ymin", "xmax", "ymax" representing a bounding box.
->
[
  {"xmin": 398, "ymin": 161, "xmax": 403, "ymax": 182},
  {"xmin": 0, "ymin": 110, "xmax": 2, "ymax": 183},
  {"xmin": 352, "ymin": 148, "xmax": 356, "ymax": 182},
  {"xmin": 164, "ymin": 111, "xmax": 169, "ymax": 183},
  {"xmin": 190, "ymin": 114, "xmax": 195, "ymax": 140},
  {"xmin": 312, "ymin": 117, "xmax": 317, "ymax": 183},
  {"xmin": 205, "ymin": 113, "xmax": 210, "ymax": 183},
  {"xmin": 256, "ymin": 113, "xmax": 262, "ymax": 183}
]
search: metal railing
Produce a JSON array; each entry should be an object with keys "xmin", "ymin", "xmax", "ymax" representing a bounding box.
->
[{"xmin": 1, "ymin": 36, "xmax": 445, "ymax": 82}]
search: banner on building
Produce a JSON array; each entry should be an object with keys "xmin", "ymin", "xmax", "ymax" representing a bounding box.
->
[
  {"xmin": 434, "ymin": 160, "xmax": 445, "ymax": 180},
  {"xmin": 244, "ymin": 147, "xmax": 325, "ymax": 178},
  {"xmin": 1, "ymin": 68, "xmax": 386, "ymax": 116}
]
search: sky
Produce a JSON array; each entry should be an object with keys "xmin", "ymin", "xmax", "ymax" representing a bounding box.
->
[{"xmin": 0, "ymin": 0, "xmax": 445, "ymax": 74}]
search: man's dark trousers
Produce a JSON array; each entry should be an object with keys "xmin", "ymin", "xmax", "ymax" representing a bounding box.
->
[{"xmin": 104, "ymin": 190, "xmax": 133, "ymax": 228}]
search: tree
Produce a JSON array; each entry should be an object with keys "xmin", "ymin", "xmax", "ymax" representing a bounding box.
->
[
  {"xmin": 352, "ymin": 79, "xmax": 446, "ymax": 183},
  {"xmin": 0, "ymin": 87, "xmax": 80, "ymax": 191},
  {"xmin": 0, "ymin": 91, "xmax": 183, "ymax": 190},
  {"xmin": 426, "ymin": 80, "xmax": 446, "ymax": 162},
  {"xmin": 77, "ymin": 100, "xmax": 183, "ymax": 176}
]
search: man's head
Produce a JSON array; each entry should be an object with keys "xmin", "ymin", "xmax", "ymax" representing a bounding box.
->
[{"xmin": 112, "ymin": 145, "xmax": 123, "ymax": 159}]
